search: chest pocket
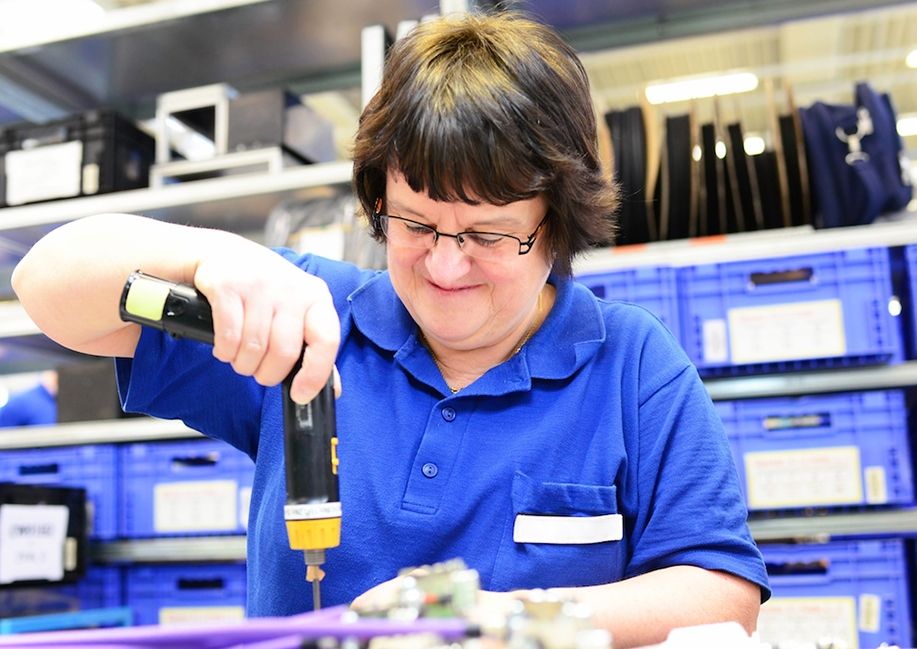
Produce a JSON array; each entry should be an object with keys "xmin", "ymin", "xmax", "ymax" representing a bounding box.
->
[{"xmin": 490, "ymin": 471, "xmax": 627, "ymax": 591}]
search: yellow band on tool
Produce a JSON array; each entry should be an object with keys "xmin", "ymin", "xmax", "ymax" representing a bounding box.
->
[
  {"xmin": 124, "ymin": 278, "xmax": 170, "ymax": 321},
  {"xmin": 286, "ymin": 518, "xmax": 341, "ymax": 551}
]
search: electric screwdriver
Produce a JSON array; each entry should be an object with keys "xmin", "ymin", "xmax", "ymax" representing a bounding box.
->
[{"xmin": 118, "ymin": 270, "xmax": 341, "ymax": 610}]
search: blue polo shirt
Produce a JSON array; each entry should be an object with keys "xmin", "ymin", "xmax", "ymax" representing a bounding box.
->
[{"xmin": 116, "ymin": 252, "xmax": 769, "ymax": 616}]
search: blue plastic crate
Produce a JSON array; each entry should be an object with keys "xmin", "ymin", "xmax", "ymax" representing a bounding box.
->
[
  {"xmin": 120, "ymin": 438, "xmax": 254, "ymax": 538},
  {"xmin": 0, "ymin": 444, "xmax": 119, "ymax": 539},
  {"xmin": 759, "ymin": 539, "xmax": 911, "ymax": 649},
  {"xmin": 0, "ymin": 566, "xmax": 122, "ymax": 618},
  {"xmin": 903, "ymin": 245, "xmax": 917, "ymax": 359},
  {"xmin": 678, "ymin": 247, "xmax": 900, "ymax": 376},
  {"xmin": 576, "ymin": 265, "xmax": 681, "ymax": 339},
  {"xmin": 124, "ymin": 563, "xmax": 246, "ymax": 626},
  {"xmin": 716, "ymin": 390, "xmax": 913, "ymax": 511}
]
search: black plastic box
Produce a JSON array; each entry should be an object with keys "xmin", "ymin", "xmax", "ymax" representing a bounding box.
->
[
  {"xmin": 0, "ymin": 483, "xmax": 87, "ymax": 590},
  {"xmin": 2, "ymin": 109, "xmax": 154, "ymax": 207},
  {"xmin": 227, "ymin": 89, "xmax": 334, "ymax": 163}
]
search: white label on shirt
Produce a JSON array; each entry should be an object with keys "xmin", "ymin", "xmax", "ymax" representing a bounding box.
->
[
  {"xmin": 513, "ymin": 513, "xmax": 622, "ymax": 545},
  {"xmin": 744, "ymin": 446, "xmax": 862, "ymax": 509},
  {"xmin": 159, "ymin": 606, "xmax": 245, "ymax": 626},
  {"xmin": 757, "ymin": 597, "xmax": 858, "ymax": 649},
  {"xmin": 0, "ymin": 504, "xmax": 69, "ymax": 584},
  {"xmin": 154, "ymin": 480, "xmax": 238, "ymax": 533},
  {"xmin": 6, "ymin": 142, "xmax": 83, "ymax": 205},
  {"xmin": 727, "ymin": 299, "xmax": 846, "ymax": 364},
  {"xmin": 702, "ymin": 319, "xmax": 729, "ymax": 363}
]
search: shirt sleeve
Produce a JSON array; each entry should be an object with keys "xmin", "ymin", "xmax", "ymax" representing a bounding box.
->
[
  {"xmin": 116, "ymin": 330, "xmax": 266, "ymax": 458},
  {"xmin": 626, "ymin": 321, "xmax": 771, "ymax": 601}
]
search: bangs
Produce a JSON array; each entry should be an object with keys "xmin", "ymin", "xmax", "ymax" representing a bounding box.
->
[{"xmin": 386, "ymin": 39, "xmax": 554, "ymax": 206}]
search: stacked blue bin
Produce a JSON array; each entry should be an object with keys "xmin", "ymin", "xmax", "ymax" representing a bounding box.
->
[
  {"xmin": 0, "ymin": 444, "xmax": 119, "ymax": 539},
  {"xmin": 576, "ymin": 265, "xmax": 681, "ymax": 339},
  {"xmin": 759, "ymin": 540, "xmax": 911, "ymax": 649},
  {"xmin": 903, "ymin": 245, "xmax": 917, "ymax": 358},
  {"xmin": 124, "ymin": 563, "xmax": 246, "ymax": 626},
  {"xmin": 0, "ymin": 566, "xmax": 122, "ymax": 618},
  {"xmin": 120, "ymin": 438, "xmax": 254, "ymax": 538},
  {"xmin": 678, "ymin": 247, "xmax": 900, "ymax": 376},
  {"xmin": 716, "ymin": 390, "xmax": 913, "ymax": 511}
]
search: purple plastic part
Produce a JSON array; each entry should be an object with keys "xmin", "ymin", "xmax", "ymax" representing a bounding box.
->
[{"xmin": 0, "ymin": 606, "xmax": 471, "ymax": 648}]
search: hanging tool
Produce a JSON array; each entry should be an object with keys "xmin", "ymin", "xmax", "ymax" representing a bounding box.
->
[{"xmin": 118, "ymin": 270, "xmax": 341, "ymax": 610}]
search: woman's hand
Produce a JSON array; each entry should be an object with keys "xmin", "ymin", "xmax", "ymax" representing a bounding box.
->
[{"xmin": 193, "ymin": 241, "xmax": 341, "ymax": 404}]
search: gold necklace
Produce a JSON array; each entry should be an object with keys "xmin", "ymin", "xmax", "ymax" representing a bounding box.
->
[{"xmin": 423, "ymin": 288, "xmax": 545, "ymax": 394}]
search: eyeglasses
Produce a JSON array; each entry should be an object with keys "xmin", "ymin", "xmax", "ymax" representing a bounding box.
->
[{"xmin": 372, "ymin": 198, "xmax": 547, "ymax": 261}]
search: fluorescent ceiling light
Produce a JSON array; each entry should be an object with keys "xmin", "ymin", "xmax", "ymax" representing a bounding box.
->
[
  {"xmin": 744, "ymin": 135, "xmax": 766, "ymax": 156},
  {"xmin": 645, "ymin": 72, "xmax": 759, "ymax": 105},
  {"xmin": 898, "ymin": 114, "xmax": 917, "ymax": 138},
  {"xmin": 907, "ymin": 49, "xmax": 917, "ymax": 69}
]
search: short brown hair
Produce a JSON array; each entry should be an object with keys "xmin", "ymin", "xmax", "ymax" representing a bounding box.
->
[{"xmin": 352, "ymin": 11, "xmax": 618, "ymax": 276}]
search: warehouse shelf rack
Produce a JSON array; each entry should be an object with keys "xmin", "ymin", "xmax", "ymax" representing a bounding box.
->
[
  {"xmin": 87, "ymin": 506, "xmax": 917, "ymax": 564},
  {"xmin": 574, "ymin": 206, "xmax": 917, "ymax": 273},
  {"xmin": 5, "ymin": 362, "xmax": 917, "ymax": 452}
]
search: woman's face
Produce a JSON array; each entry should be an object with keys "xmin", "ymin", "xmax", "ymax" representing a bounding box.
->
[{"xmin": 384, "ymin": 170, "xmax": 553, "ymax": 352}]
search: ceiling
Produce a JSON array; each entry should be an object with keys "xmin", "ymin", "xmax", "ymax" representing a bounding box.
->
[{"xmin": 0, "ymin": 0, "xmax": 914, "ymax": 154}]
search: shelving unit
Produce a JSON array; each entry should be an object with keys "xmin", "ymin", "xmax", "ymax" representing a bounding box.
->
[
  {"xmin": 87, "ymin": 505, "xmax": 917, "ymax": 565},
  {"xmin": 0, "ymin": 0, "xmax": 915, "ymax": 597}
]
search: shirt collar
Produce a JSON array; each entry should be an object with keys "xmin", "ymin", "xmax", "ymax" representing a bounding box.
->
[{"xmin": 348, "ymin": 272, "xmax": 606, "ymax": 394}]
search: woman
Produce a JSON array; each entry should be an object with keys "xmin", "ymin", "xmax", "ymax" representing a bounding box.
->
[{"xmin": 13, "ymin": 11, "xmax": 767, "ymax": 647}]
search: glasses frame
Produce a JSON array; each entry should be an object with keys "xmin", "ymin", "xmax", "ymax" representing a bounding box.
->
[{"xmin": 372, "ymin": 198, "xmax": 547, "ymax": 257}]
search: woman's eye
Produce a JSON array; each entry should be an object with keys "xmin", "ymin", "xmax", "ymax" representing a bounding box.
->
[
  {"xmin": 405, "ymin": 223, "xmax": 433, "ymax": 235},
  {"xmin": 466, "ymin": 233, "xmax": 505, "ymax": 247}
]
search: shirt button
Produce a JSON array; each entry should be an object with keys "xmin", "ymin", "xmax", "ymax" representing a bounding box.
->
[
  {"xmin": 441, "ymin": 407, "xmax": 456, "ymax": 422},
  {"xmin": 422, "ymin": 463, "xmax": 439, "ymax": 478}
]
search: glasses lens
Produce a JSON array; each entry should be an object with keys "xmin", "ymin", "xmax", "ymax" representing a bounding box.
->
[
  {"xmin": 382, "ymin": 216, "xmax": 435, "ymax": 249},
  {"xmin": 460, "ymin": 233, "xmax": 516, "ymax": 260}
]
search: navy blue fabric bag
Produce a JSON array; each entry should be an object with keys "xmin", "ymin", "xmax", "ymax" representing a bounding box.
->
[{"xmin": 800, "ymin": 82, "xmax": 912, "ymax": 228}]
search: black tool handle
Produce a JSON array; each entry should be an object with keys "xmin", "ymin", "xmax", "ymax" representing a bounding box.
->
[
  {"xmin": 283, "ymin": 373, "xmax": 338, "ymax": 507},
  {"xmin": 120, "ymin": 271, "xmax": 338, "ymax": 507}
]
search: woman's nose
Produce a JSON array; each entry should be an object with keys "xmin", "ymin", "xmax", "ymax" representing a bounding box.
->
[{"xmin": 425, "ymin": 235, "xmax": 473, "ymax": 282}]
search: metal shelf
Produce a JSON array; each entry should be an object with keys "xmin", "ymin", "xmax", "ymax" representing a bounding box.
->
[
  {"xmin": 0, "ymin": 416, "xmax": 201, "ymax": 450},
  {"xmin": 704, "ymin": 360, "xmax": 917, "ymax": 401},
  {"xmin": 0, "ymin": 160, "xmax": 354, "ymax": 250},
  {"xmin": 86, "ymin": 509, "xmax": 917, "ymax": 563},
  {"xmin": 573, "ymin": 207, "xmax": 917, "ymax": 273},
  {"xmin": 93, "ymin": 535, "xmax": 247, "ymax": 564},
  {"xmin": 749, "ymin": 508, "xmax": 917, "ymax": 542}
]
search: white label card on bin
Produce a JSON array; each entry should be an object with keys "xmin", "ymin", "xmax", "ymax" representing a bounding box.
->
[
  {"xmin": 702, "ymin": 319, "xmax": 729, "ymax": 363},
  {"xmin": 864, "ymin": 466, "xmax": 888, "ymax": 504},
  {"xmin": 239, "ymin": 486, "xmax": 252, "ymax": 531},
  {"xmin": 859, "ymin": 594, "xmax": 881, "ymax": 633},
  {"xmin": 159, "ymin": 606, "xmax": 245, "ymax": 626},
  {"xmin": 727, "ymin": 299, "xmax": 846, "ymax": 364},
  {"xmin": 5, "ymin": 142, "xmax": 83, "ymax": 206},
  {"xmin": 0, "ymin": 504, "xmax": 69, "ymax": 585},
  {"xmin": 744, "ymin": 446, "xmax": 862, "ymax": 509},
  {"xmin": 154, "ymin": 480, "xmax": 238, "ymax": 533},
  {"xmin": 757, "ymin": 597, "xmax": 858, "ymax": 649}
]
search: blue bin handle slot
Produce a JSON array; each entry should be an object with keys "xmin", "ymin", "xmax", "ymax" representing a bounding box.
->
[
  {"xmin": 747, "ymin": 267, "xmax": 816, "ymax": 294},
  {"xmin": 18, "ymin": 463, "xmax": 60, "ymax": 476},
  {"xmin": 170, "ymin": 454, "xmax": 219, "ymax": 469},
  {"xmin": 765, "ymin": 558, "xmax": 831, "ymax": 584},
  {"xmin": 761, "ymin": 413, "xmax": 833, "ymax": 438},
  {"xmin": 177, "ymin": 578, "xmax": 225, "ymax": 591}
]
